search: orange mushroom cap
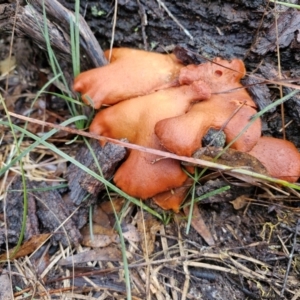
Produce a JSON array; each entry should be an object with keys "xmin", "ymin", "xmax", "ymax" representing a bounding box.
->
[
  {"xmin": 155, "ymin": 97, "xmax": 261, "ymax": 157},
  {"xmin": 152, "ymin": 179, "xmax": 193, "ymax": 212},
  {"xmin": 89, "ymin": 80, "xmax": 211, "ymax": 199},
  {"xmin": 179, "ymin": 57, "xmax": 254, "ymax": 104},
  {"xmin": 73, "ymin": 48, "xmax": 183, "ymax": 109},
  {"xmin": 155, "ymin": 59, "xmax": 261, "ymax": 156},
  {"xmin": 248, "ymin": 136, "xmax": 300, "ymax": 183},
  {"xmin": 84, "ymin": 52, "xmax": 300, "ymax": 212}
]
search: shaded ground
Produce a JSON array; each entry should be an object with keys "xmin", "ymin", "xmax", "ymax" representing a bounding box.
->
[{"xmin": 0, "ymin": 0, "xmax": 300, "ymax": 299}]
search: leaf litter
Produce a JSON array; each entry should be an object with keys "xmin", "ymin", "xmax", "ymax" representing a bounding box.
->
[{"xmin": 0, "ymin": 2, "xmax": 300, "ymax": 300}]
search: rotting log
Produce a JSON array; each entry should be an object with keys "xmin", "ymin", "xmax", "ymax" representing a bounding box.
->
[
  {"xmin": 67, "ymin": 139, "xmax": 126, "ymax": 206},
  {"xmin": 0, "ymin": 0, "xmax": 107, "ymax": 69}
]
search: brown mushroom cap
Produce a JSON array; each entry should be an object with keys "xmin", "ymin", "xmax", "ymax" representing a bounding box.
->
[
  {"xmin": 248, "ymin": 136, "xmax": 300, "ymax": 183},
  {"xmin": 89, "ymin": 80, "xmax": 211, "ymax": 199},
  {"xmin": 73, "ymin": 48, "xmax": 183, "ymax": 109}
]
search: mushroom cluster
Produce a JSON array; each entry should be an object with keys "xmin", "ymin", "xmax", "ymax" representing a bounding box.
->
[{"xmin": 74, "ymin": 48, "xmax": 300, "ymax": 212}]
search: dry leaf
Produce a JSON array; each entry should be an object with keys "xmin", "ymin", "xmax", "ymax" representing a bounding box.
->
[
  {"xmin": 121, "ymin": 223, "xmax": 140, "ymax": 242},
  {"xmin": 230, "ymin": 195, "xmax": 248, "ymax": 210},
  {"xmin": 82, "ymin": 234, "xmax": 119, "ymax": 248},
  {"xmin": 80, "ymin": 223, "xmax": 114, "ymax": 235},
  {"xmin": 137, "ymin": 212, "xmax": 160, "ymax": 255},
  {"xmin": 2, "ymin": 84, "xmax": 22, "ymax": 110},
  {"xmin": 192, "ymin": 146, "xmax": 268, "ymax": 175},
  {"xmin": 80, "ymin": 224, "xmax": 119, "ymax": 248},
  {"xmin": 183, "ymin": 205, "xmax": 215, "ymax": 246},
  {"xmin": 0, "ymin": 56, "xmax": 16, "ymax": 75},
  {"xmin": 92, "ymin": 204, "xmax": 111, "ymax": 228},
  {"xmin": 100, "ymin": 198, "xmax": 125, "ymax": 214},
  {"xmin": 59, "ymin": 246, "xmax": 122, "ymax": 265},
  {"xmin": 0, "ymin": 233, "xmax": 50, "ymax": 261}
]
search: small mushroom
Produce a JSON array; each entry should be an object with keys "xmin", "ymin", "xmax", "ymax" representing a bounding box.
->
[
  {"xmin": 89, "ymin": 80, "xmax": 211, "ymax": 199},
  {"xmin": 248, "ymin": 136, "xmax": 300, "ymax": 182},
  {"xmin": 73, "ymin": 48, "xmax": 183, "ymax": 109},
  {"xmin": 155, "ymin": 58, "xmax": 261, "ymax": 156},
  {"xmin": 152, "ymin": 179, "xmax": 193, "ymax": 212}
]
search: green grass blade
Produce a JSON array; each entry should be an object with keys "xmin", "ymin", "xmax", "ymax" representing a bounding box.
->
[
  {"xmin": 0, "ymin": 121, "xmax": 163, "ymax": 220},
  {"xmin": 0, "ymin": 115, "xmax": 87, "ymax": 177},
  {"xmin": 269, "ymin": 0, "xmax": 300, "ymax": 9}
]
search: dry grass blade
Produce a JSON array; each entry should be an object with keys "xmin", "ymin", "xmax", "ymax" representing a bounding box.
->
[
  {"xmin": 0, "ymin": 233, "xmax": 50, "ymax": 261},
  {"xmin": 156, "ymin": 0, "xmax": 193, "ymax": 40},
  {"xmin": 183, "ymin": 204, "xmax": 215, "ymax": 246},
  {"xmin": 7, "ymin": 111, "xmax": 300, "ymax": 191},
  {"xmin": 1, "ymin": 1, "xmax": 300, "ymax": 299}
]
